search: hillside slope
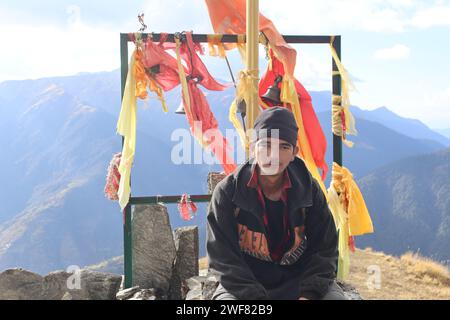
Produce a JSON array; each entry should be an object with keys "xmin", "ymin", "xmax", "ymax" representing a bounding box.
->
[
  {"xmin": 346, "ymin": 248, "xmax": 450, "ymax": 300},
  {"xmin": 356, "ymin": 148, "xmax": 450, "ymax": 262}
]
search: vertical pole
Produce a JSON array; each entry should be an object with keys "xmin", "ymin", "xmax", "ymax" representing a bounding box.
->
[
  {"xmin": 120, "ymin": 33, "xmax": 133, "ymax": 288},
  {"xmin": 332, "ymin": 36, "xmax": 343, "ymax": 166},
  {"xmin": 331, "ymin": 36, "xmax": 342, "ymax": 275},
  {"xmin": 245, "ymin": 0, "xmax": 260, "ymax": 158}
]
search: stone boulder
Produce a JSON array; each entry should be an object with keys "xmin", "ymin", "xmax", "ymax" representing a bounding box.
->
[
  {"xmin": 0, "ymin": 268, "xmax": 122, "ymax": 300},
  {"xmin": 131, "ymin": 204, "xmax": 176, "ymax": 293},
  {"xmin": 184, "ymin": 274, "xmax": 220, "ymax": 300},
  {"xmin": 0, "ymin": 269, "xmax": 44, "ymax": 300},
  {"xmin": 169, "ymin": 226, "xmax": 199, "ymax": 299},
  {"xmin": 116, "ymin": 286, "xmax": 165, "ymax": 300},
  {"xmin": 207, "ymin": 172, "xmax": 227, "ymax": 194}
]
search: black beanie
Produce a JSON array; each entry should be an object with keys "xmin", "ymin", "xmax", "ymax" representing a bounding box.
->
[{"xmin": 253, "ymin": 106, "xmax": 299, "ymax": 147}]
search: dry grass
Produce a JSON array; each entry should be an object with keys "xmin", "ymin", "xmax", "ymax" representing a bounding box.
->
[
  {"xmin": 400, "ymin": 252, "xmax": 450, "ymax": 286},
  {"xmin": 199, "ymin": 248, "xmax": 450, "ymax": 300},
  {"xmin": 346, "ymin": 248, "xmax": 450, "ymax": 300},
  {"xmin": 199, "ymin": 257, "xmax": 208, "ymax": 270}
]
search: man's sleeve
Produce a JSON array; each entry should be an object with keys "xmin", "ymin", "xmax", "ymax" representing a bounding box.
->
[
  {"xmin": 297, "ymin": 179, "xmax": 339, "ymax": 300},
  {"xmin": 206, "ymin": 183, "xmax": 269, "ymax": 300}
]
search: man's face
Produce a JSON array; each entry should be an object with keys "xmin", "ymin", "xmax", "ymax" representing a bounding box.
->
[{"xmin": 254, "ymin": 137, "xmax": 297, "ymax": 176}]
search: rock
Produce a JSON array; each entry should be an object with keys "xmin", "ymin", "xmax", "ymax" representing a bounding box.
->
[
  {"xmin": 169, "ymin": 226, "xmax": 199, "ymax": 299},
  {"xmin": 183, "ymin": 276, "xmax": 210, "ymax": 300},
  {"xmin": 207, "ymin": 172, "xmax": 227, "ymax": 194},
  {"xmin": 337, "ymin": 281, "xmax": 364, "ymax": 300},
  {"xmin": 0, "ymin": 268, "xmax": 44, "ymax": 300},
  {"xmin": 61, "ymin": 292, "xmax": 73, "ymax": 300},
  {"xmin": 128, "ymin": 289, "xmax": 158, "ymax": 300},
  {"xmin": 42, "ymin": 270, "xmax": 73, "ymax": 300},
  {"xmin": 116, "ymin": 286, "xmax": 165, "ymax": 300},
  {"xmin": 0, "ymin": 268, "xmax": 121, "ymax": 300},
  {"xmin": 70, "ymin": 270, "xmax": 122, "ymax": 300},
  {"xmin": 185, "ymin": 288, "xmax": 203, "ymax": 300},
  {"xmin": 183, "ymin": 274, "xmax": 219, "ymax": 300},
  {"xmin": 184, "ymin": 276, "xmax": 206, "ymax": 291},
  {"xmin": 202, "ymin": 274, "xmax": 220, "ymax": 300},
  {"xmin": 116, "ymin": 286, "xmax": 141, "ymax": 300},
  {"xmin": 45, "ymin": 269, "xmax": 121, "ymax": 300},
  {"xmin": 119, "ymin": 275, "xmax": 125, "ymax": 291},
  {"xmin": 132, "ymin": 204, "xmax": 176, "ymax": 294}
]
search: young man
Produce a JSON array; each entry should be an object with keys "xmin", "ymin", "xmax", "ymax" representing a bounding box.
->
[{"xmin": 206, "ymin": 107, "xmax": 346, "ymax": 300}]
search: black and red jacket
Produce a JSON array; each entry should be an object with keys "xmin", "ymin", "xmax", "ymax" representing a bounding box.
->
[{"xmin": 206, "ymin": 156, "xmax": 338, "ymax": 299}]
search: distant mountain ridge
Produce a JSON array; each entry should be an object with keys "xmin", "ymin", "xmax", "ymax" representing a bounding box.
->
[
  {"xmin": 311, "ymin": 91, "xmax": 450, "ymax": 147},
  {"xmin": 0, "ymin": 70, "xmax": 448, "ymax": 273},
  {"xmin": 356, "ymin": 147, "xmax": 450, "ymax": 263}
]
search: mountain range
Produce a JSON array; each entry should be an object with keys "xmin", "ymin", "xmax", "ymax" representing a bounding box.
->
[{"xmin": 0, "ymin": 69, "xmax": 448, "ymax": 273}]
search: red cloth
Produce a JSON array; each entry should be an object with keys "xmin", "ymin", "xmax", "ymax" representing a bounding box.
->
[
  {"xmin": 259, "ymin": 50, "xmax": 328, "ymax": 181},
  {"xmin": 178, "ymin": 33, "xmax": 229, "ymax": 91},
  {"xmin": 130, "ymin": 32, "xmax": 236, "ymax": 174},
  {"xmin": 104, "ymin": 152, "xmax": 121, "ymax": 201},
  {"xmin": 178, "ymin": 193, "xmax": 198, "ymax": 221},
  {"xmin": 137, "ymin": 33, "xmax": 183, "ymax": 91},
  {"xmin": 204, "ymin": 0, "xmax": 297, "ymax": 77},
  {"xmin": 179, "ymin": 33, "xmax": 236, "ymax": 174}
]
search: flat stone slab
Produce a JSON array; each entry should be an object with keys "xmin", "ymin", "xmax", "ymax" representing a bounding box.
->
[
  {"xmin": 169, "ymin": 226, "xmax": 199, "ymax": 299},
  {"xmin": 132, "ymin": 204, "xmax": 176, "ymax": 294}
]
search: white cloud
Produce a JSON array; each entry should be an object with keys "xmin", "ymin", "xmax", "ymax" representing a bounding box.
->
[
  {"xmin": 373, "ymin": 44, "xmax": 411, "ymax": 60},
  {"xmin": 260, "ymin": 0, "xmax": 450, "ymax": 34},
  {"xmin": 410, "ymin": 4, "xmax": 450, "ymax": 28},
  {"xmin": 0, "ymin": 3, "xmax": 140, "ymax": 82},
  {"xmin": 142, "ymin": 0, "xmax": 212, "ymax": 33},
  {"xmin": 0, "ymin": 21, "xmax": 119, "ymax": 82},
  {"xmin": 293, "ymin": 48, "xmax": 332, "ymax": 91},
  {"xmin": 0, "ymin": 1, "xmax": 213, "ymax": 82},
  {"xmin": 260, "ymin": 0, "xmax": 412, "ymax": 34}
]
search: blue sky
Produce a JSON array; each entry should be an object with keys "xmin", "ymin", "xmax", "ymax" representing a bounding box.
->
[{"xmin": 0, "ymin": 0, "xmax": 449, "ymax": 129}]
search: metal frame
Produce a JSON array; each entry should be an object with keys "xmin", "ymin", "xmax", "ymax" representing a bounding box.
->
[{"xmin": 119, "ymin": 32, "xmax": 343, "ymax": 288}]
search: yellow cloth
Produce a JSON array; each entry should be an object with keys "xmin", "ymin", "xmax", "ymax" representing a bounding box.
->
[
  {"xmin": 331, "ymin": 95, "xmax": 354, "ymax": 147},
  {"xmin": 174, "ymin": 37, "xmax": 207, "ymax": 148},
  {"xmin": 229, "ymin": 69, "xmax": 260, "ymax": 155},
  {"xmin": 328, "ymin": 185, "xmax": 350, "ymax": 280},
  {"xmin": 116, "ymin": 51, "xmax": 137, "ymax": 210},
  {"xmin": 230, "ymin": 35, "xmax": 258, "ymax": 158},
  {"xmin": 207, "ymin": 34, "xmax": 226, "ymax": 58},
  {"xmin": 327, "ymin": 162, "xmax": 374, "ymax": 280},
  {"xmin": 331, "ymin": 162, "xmax": 374, "ymax": 236},
  {"xmin": 228, "ymin": 99, "xmax": 247, "ymax": 154},
  {"xmin": 280, "ymin": 74, "xmax": 328, "ymax": 197},
  {"xmin": 175, "ymin": 37, "xmax": 192, "ymax": 119},
  {"xmin": 134, "ymin": 49, "xmax": 169, "ymax": 113},
  {"xmin": 329, "ymin": 37, "xmax": 357, "ymax": 147},
  {"xmin": 148, "ymin": 77, "xmax": 169, "ymax": 113}
]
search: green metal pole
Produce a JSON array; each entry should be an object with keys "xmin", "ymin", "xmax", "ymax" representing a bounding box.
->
[
  {"xmin": 332, "ymin": 36, "xmax": 343, "ymax": 166},
  {"xmin": 120, "ymin": 33, "xmax": 133, "ymax": 288},
  {"xmin": 331, "ymin": 36, "xmax": 343, "ymax": 276},
  {"xmin": 129, "ymin": 194, "xmax": 212, "ymax": 205}
]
